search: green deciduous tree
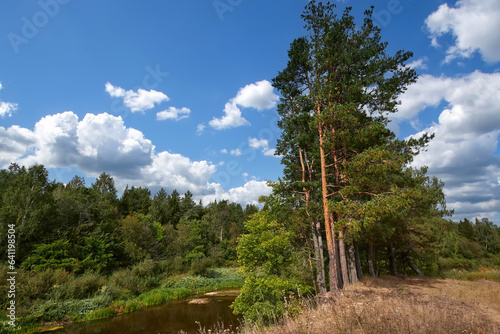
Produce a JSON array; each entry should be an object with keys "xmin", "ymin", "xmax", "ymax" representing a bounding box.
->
[
  {"xmin": 0, "ymin": 164, "xmax": 58, "ymax": 261},
  {"xmin": 474, "ymin": 217, "xmax": 500, "ymax": 254},
  {"xmin": 233, "ymin": 210, "xmax": 313, "ymax": 324},
  {"xmin": 237, "ymin": 211, "xmax": 295, "ymax": 276}
]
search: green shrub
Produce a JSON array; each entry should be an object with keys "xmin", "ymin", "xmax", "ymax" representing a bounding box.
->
[
  {"xmin": 26, "ymin": 291, "xmax": 114, "ymax": 324},
  {"xmin": 458, "ymin": 239, "xmax": 483, "ymax": 259},
  {"xmin": 78, "ymin": 236, "xmax": 114, "ymax": 273},
  {"xmin": 138, "ymin": 288, "xmax": 173, "ymax": 305},
  {"xmin": 21, "ymin": 240, "xmax": 78, "ymax": 272},
  {"xmin": 231, "ymin": 275, "xmax": 313, "ymax": 324},
  {"xmin": 107, "ymin": 268, "xmax": 139, "ymax": 295},
  {"xmin": 118, "ymin": 289, "xmax": 135, "ymax": 300},
  {"xmin": 131, "ymin": 259, "xmax": 157, "ymax": 277},
  {"xmin": 438, "ymin": 257, "xmax": 480, "ymax": 271},
  {"xmin": 52, "ymin": 271, "xmax": 105, "ymax": 300},
  {"xmin": 190, "ymin": 257, "xmax": 214, "ymax": 277},
  {"xmin": 172, "ymin": 256, "xmax": 186, "ymax": 274},
  {"xmin": 107, "ymin": 264, "xmax": 161, "ymax": 297},
  {"xmin": 15, "ymin": 268, "xmax": 70, "ymax": 303},
  {"xmin": 29, "ymin": 300, "xmax": 68, "ymax": 322}
]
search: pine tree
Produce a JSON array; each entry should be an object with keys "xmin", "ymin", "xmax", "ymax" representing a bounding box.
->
[{"xmin": 273, "ymin": 1, "xmax": 426, "ymax": 291}]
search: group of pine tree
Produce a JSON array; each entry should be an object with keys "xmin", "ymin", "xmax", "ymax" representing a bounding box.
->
[
  {"xmin": 231, "ymin": 1, "xmax": 500, "ymax": 322},
  {"xmin": 0, "ymin": 1, "xmax": 499, "ymax": 325}
]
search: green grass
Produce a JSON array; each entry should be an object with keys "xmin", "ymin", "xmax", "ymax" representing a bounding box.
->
[
  {"xmin": 138, "ymin": 287, "xmax": 192, "ymax": 305},
  {"xmin": 166, "ymin": 268, "xmax": 246, "ymax": 293},
  {"xmin": 83, "ymin": 307, "xmax": 114, "ymax": 321}
]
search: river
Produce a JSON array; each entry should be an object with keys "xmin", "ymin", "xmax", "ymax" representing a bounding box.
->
[{"xmin": 52, "ymin": 294, "xmax": 242, "ymax": 334}]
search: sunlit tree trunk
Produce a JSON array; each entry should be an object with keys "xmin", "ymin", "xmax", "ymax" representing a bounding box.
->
[
  {"xmin": 319, "ymin": 126, "xmax": 339, "ymax": 292},
  {"xmin": 299, "ymin": 147, "xmax": 327, "ymax": 294}
]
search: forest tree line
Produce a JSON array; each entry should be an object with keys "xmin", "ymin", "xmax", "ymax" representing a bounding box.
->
[{"xmin": 0, "ymin": 163, "xmax": 259, "ymax": 275}]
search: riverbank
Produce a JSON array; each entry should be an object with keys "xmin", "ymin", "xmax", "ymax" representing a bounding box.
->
[
  {"xmin": 0, "ymin": 267, "xmax": 245, "ymax": 334},
  {"xmin": 202, "ymin": 274, "xmax": 500, "ymax": 334}
]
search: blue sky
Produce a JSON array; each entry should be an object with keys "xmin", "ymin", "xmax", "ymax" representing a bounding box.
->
[{"xmin": 0, "ymin": 0, "xmax": 499, "ymax": 221}]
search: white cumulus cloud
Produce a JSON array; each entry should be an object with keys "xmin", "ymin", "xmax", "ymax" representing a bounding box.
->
[
  {"xmin": 0, "ymin": 112, "xmax": 270, "ymax": 208},
  {"xmin": 209, "ymin": 80, "xmax": 279, "ymax": 130},
  {"xmin": 156, "ymin": 107, "xmax": 191, "ymax": 121},
  {"xmin": 105, "ymin": 82, "xmax": 169, "ymax": 113},
  {"xmin": 425, "ymin": 0, "xmax": 500, "ymax": 63},
  {"xmin": 233, "ymin": 80, "xmax": 279, "ymax": 111},
  {"xmin": 230, "ymin": 148, "xmax": 242, "ymax": 156},
  {"xmin": 16, "ymin": 112, "xmax": 155, "ymax": 178},
  {"xmin": 200, "ymin": 180, "xmax": 272, "ymax": 206},
  {"xmin": 407, "ymin": 57, "xmax": 428, "ymax": 70},
  {"xmin": 134, "ymin": 151, "xmax": 218, "ymax": 196},
  {"xmin": 0, "ymin": 81, "xmax": 18, "ymax": 118},
  {"xmin": 209, "ymin": 102, "xmax": 250, "ymax": 130},
  {"xmin": 0, "ymin": 102, "xmax": 17, "ymax": 118},
  {"xmin": 403, "ymin": 71, "xmax": 500, "ymax": 220},
  {"xmin": 196, "ymin": 124, "xmax": 206, "ymax": 135},
  {"xmin": 220, "ymin": 148, "xmax": 242, "ymax": 156},
  {"xmin": 0, "ymin": 125, "xmax": 36, "ymax": 166},
  {"xmin": 249, "ymin": 137, "xmax": 277, "ymax": 157}
]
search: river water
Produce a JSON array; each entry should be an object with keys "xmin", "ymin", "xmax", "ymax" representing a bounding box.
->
[{"xmin": 52, "ymin": 294, "xmax": 242, "ymax": 334}]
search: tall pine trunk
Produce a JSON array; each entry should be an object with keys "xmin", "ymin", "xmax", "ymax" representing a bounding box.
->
[
  {"xmin": 338, "ymin": 229, "xmax": 349, "ymax": 287},
  {"xmin": 388, "ymin": 243, "xmax": 398, "ymax": 276},
  {"xmin": 347, "ymin": 241, "xmax": 358, "ymax": 284},
  {"xmin": 368, "ymin": 241, "xmax": 377, "ymax": 277},
  {"xmin": 318, "ymin": 123, "xmax": 339, "ymax": 292},
  {"xmin": 311, "ymin": 222, "xmax": 327, "ymax": 293},
  {"xmin": 354, "ymin": 241, "xmax": 364, "ymax": 280},
  {"xmin": 299, "ymin": 147, "xmax": 327, "ymax": 294}
]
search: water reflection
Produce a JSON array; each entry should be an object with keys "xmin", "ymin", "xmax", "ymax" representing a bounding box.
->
[{"xmin": 53, "ymin": 295, "xmax": 241, "ymax": 334}]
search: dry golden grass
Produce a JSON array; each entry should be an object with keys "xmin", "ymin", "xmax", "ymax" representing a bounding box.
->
[{"xmin": 200, "ymin": 276, "xmax": 500, "ymax": 334}]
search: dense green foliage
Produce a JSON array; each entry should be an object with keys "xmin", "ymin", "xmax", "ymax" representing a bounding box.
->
[
  {"xmin": 0, "ymin": 163, "xmax": 255, "ymax": 331},
  {"xmin": 232, "ymin": 210, "xmax": 314, "ymax": 324},
  {"xmin": 0, "ymin": 164, "xmax": 258, "ymax": 275}
]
